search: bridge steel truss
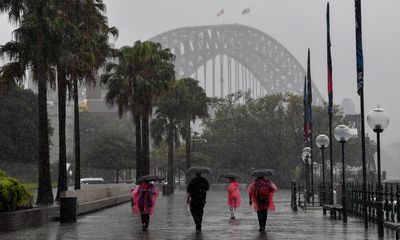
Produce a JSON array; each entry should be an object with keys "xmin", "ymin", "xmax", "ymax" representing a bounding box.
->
[{"xmin": 150, "ymin": 24, "xmax": 323, "ymax": 103}]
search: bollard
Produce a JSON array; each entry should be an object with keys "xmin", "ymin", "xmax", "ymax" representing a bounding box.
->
[
  {"xmin": 291, "ymin": 180, "xmax": 297, "ymax": 211},
  {"xmin": 162, "ymin": 184, "xmax": 174, "ymax": 195},
  {"xmin": 60, "ymin": 191, "xmax": 77, "ymax": 223}
]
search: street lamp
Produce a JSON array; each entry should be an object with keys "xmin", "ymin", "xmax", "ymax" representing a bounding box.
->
[
  {"xmin": 316, "ymin": 134, "xmax": 329, "ymax": 205},
  {"xmin": 302, "ymin": 147, "xmax": 311, "ymax": 203},
  {"xmin": 367, "ymin": 107, "xmax": 390, "ymax": 238},
  {"xmin": 334, "ymin": 125, "xmax": 351, "ymax": 223}
]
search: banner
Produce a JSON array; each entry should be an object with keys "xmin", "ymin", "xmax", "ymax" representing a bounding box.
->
[
  {"xmin": 355, "ymin": 0, "xmax": 364, "ymax": 95},
  {"xmin": 303, "ymin": 77, "xmax": 308, "ymax": 143},
  {"xmin": 327, "ymin": 2, "xmax": 333, "ymax": 114},
  {"xmin": 307, "ymin": 49, "xmax": 313, "ymax": 138}
]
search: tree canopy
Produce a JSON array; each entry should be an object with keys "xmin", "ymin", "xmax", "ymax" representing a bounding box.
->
[
  {"xmin": 80, "ymin": 113, "xmax": 135, "ymax": 171},
  {"xmin": 0, "ymin": 86, "xmax": 40, "ymax": 164},
  {"xmin": 196, "ymin": 92, "xmax": 361, "ymax": 186}
]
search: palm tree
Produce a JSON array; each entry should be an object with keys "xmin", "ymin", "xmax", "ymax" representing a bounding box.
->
[
  {"xmin": 102, "ymin": 41, "xmax": 174, "ymax": 179},
  {"xmin": 151, "ymin": 83, "xmax": 182, "ymax": 194},
  {"xmin": 175, "ymin": 78, "xmax": 209, "ymax": 178},
  {"xmin": 53, "ymin": 0, "xmax": 117, "ymax": 196},
  {"xmin": 0, "ymin": 0, "xmax": 57, "ymax": 204},
  {"xmin": 151, "ymin": 78, "xmax": 208, "ymax": 193},
  {"xmin": 134, "ymin": 41, "xmax": 175, "ymax": 176},
  {"xmin": 102, "ymin": 46, "xmax": 143, "ymax": 179}
]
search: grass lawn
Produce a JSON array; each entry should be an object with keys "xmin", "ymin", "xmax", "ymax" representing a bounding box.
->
[{"xmin": 22, "ymin": 182, "xmax": 58, "ymax": 192}]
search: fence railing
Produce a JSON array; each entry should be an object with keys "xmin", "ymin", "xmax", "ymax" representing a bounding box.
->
[
  {"xmin": 347, "ymin": 182, "xmax": 400, "ymax": 224},
  {"xmin": 291, "ymin": 181, "xmax": 323, "ymax": 210}
]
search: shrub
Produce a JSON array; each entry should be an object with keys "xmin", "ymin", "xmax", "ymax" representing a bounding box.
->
[{"xmin": 0, "ymin": 170, "xmax": 33, "ymax": 212}]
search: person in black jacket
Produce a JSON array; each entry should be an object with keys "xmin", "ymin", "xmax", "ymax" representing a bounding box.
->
[{"xmin": 186, "ymin": 173, "xmax": 210, "ymax": 232}]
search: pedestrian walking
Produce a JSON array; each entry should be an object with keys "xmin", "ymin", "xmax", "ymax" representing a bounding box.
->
[
  {"xmin": 227, "ymin": 177, "xmax": 241, "ymax": 219},
  {"xmin": 247, "ymin": 172, "xmax": 277, "ymax": 233},
  {"xmin": 131, "ymin": 177, "xmax": 161, "ymax": 231},
  {"xmin": 187, "ymin": 172, "xmax": 210, "ymax": 232}
]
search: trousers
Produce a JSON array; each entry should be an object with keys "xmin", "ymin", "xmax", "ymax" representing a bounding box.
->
[
  {"xmin": 257, "ymin": 209, "xmax": 268, "ymax": 229},
  {"xmin": 190, "ymin": 202, "xmax": 205, "ymax": 228}
]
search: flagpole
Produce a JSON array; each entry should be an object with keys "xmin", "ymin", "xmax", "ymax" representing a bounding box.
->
[
  {"xmin": 307, "ymin": 48, "xmax": 314, "ymax": 206},
  {"xmin": 354, "ymin": 0, "xmax": 368, "ymax": 230},
  {"xmin": 326, "ymin": 2, "xmax": 334, "ymax": 206}
]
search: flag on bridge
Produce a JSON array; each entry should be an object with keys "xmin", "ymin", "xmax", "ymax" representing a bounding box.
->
[
  {"xmin": 306, "ymin": 49, "xmax": 313, "ymax": 141},
  {"xmin": 326, "ymin": 2, "xmax": 333, "ymax": 114},
  {"xmin": 354, "ymin": 0, "xmax": 364, "ymax": 95},
  {"xmin": 242, "ymin": 7, "xmax": 250, "ymax": 15},
  {"xmin": 217, "ymin": 9, "xmax": 224, "ymax": 17}
]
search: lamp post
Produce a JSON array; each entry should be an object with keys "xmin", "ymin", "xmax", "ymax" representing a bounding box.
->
[
  {"xmin": 313, "ymin": 161, "xmax": 319, "ymax": 204},
  {"xmin": 302, "ymin": 147, "xmax": 312, "ymax": 204},
  {"xmin": 316, "ymin": 134, "xmax": 329, "ymax": 205},
  {"xmin": 334, "ymin": 125, "xmax": 351, "ymax": 223},
  {"xmin": 367, "ymin": 107, "xmax": 390, "ymax": 238}
]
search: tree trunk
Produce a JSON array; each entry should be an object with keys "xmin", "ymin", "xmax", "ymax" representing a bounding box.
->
[
  {"xmin": 73, "ymin": 77, "xmax": 81, "ymax": 190},
  {"xmin": 167, "ymin": 119, "xmax": 174, "ymax": 194},
  {"xmin": 56, "ymin": 67, "xmax": 68, "ymax": 201},
  {"xmin": 134, "ymin": 114, "xmax": 143, "ymax": 180},
  {"xmin": 35, "ymin": 0, "xmax": 53, "ymax": 205},
  {"xmin": 36, "ymin": 72, "xmax": 54, "ymax": 205},
  {"xmin": 185, "ymin": 117, "xmax": 191, "ymax": 184},
  {"xmin": 142, "ymin": 114, "xmax": 150, "ymax": 176}
]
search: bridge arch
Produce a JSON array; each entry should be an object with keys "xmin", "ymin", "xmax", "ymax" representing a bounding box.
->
[{"xmin": 150, "ymin": 24, "xmax": 323, "ymax": 103}]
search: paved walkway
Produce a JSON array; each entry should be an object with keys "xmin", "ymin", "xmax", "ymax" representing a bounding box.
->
[{"xmin": 1, "ymin": 189, "xmax": 397, "ymax": 240}]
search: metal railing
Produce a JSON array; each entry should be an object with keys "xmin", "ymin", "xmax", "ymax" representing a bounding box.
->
[
  {"xmin": 291, "ymin": 181, "xmax": 323, "ymax": 210},
  {"xmin": 347, "ymin": 182, "xmax": 400, "ymax": 224}
]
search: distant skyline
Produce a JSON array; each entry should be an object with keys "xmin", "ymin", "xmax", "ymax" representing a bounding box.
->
[{"xmin": 1, "ymin": 0, "xmax": 399, "ymax": 145}]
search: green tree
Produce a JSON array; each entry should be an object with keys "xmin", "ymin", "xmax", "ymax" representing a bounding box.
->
[
  {"xmin": 200, "ymin": 93, "xmax": 359, "ymax": 186},
  {"xmin": 0, "ymin": 86, "xmax": 39, "ymax": 164},
  {"xmin": 0, "ymin": 0, "xmax": 58, "ymax": 204},
  {"xmin": 102, "ymin": 41, "xmax": 175, "ymax": 179},
  {"xmin": 83, "ymin": 123, "xmax": 135, "ymax": 183}
]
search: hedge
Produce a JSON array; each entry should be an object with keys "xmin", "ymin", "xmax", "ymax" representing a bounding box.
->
[{"xmin": 0, "ymin": 170, "xmax": 33, "ymax": 212}]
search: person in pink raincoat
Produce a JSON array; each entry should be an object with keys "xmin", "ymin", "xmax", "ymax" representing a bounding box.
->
[
  {"xmin": 227, "ymin": 178, "xmax": 241, "ymax": 219},
  {"xmin": 131, "ymin": 181, "xmax": 160, "ymax": 231},
  {"xmin": 247, "ymin": 176, "xmax": 277, "ymax": 233}
]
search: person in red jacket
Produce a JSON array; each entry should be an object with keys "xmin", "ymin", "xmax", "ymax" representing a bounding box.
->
[
  {"xmin": 227, "ymin": 177, "xmax": 241, "ymax": 219},
  {"xmin": 247, "ymin": 176, "xmax": 277, "ymax": 233}
]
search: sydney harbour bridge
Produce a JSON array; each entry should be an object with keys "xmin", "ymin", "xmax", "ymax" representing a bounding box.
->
[{"xmin": 150, "ymin": 24, "xmax": 323, "ymax": 104}]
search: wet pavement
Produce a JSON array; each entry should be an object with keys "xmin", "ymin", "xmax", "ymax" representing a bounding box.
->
[{"xmin": 1, "ymin": 189, "xmax": 397, "ymax": 240}]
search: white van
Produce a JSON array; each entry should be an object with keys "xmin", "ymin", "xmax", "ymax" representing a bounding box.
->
[{"xmin": 80, "ymin": 178, "xmax": 104, "ymax": 184}]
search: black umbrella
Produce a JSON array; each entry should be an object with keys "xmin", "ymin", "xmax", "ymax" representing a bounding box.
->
[
  {"xmin": 186, "ymin": 166, "xmax": 211, "ymax": 175},
  {"xmin": 220, "ymin": 173, "xmax": 240, "ymax": 179},
  {"xmin": 250, "ymin": 168, "xmax": 275, "ymax": 177},
  {"xmin": 136, "ymin": 175, "xmax": 165, "ymax": 184}
]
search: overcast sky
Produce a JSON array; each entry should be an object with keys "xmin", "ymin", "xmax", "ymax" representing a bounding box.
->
[{"xmin": 1, "ymin": 0, "xmax": 399, "ymax": 145}]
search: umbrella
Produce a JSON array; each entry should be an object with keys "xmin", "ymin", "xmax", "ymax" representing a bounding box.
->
[
  {"xmin": 186, "ymin": 166, "xmax": 211, "ymax": 175},
  {"xmin": 250, "ymin": 168, "xmax": 275, "ymax": 177},
  {"xmin": 136, "ymin": 175, "xmax": 165, "ymax": 184},
  {"xmin": 220, "ymin": 173, "xmax": 240, "ymax": 179}
]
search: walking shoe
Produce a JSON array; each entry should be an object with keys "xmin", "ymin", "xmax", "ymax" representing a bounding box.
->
[
  {"xmin": 258, "ymin": 228, "xmax": 265, "ymax": 233},
  {"xmin": 142, "ymin": 224, "xmax": 147, "ymax": 231}
]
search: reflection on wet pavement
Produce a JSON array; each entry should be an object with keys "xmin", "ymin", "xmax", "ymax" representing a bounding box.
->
[{"xmin": 0, "ymin": 189, "xmax": 397, "ymax": 239}]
